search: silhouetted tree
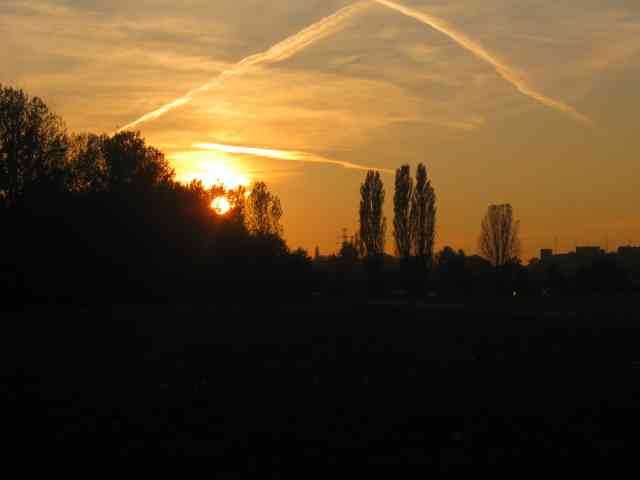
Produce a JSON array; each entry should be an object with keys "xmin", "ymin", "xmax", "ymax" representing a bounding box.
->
[
  {"xmin": 224, "ymin": 185, "xmax": 247, "ymax": 227},
  {"xmin": 66, "ymin": 133, "xmax": 107, "ymax": 193},
  {"xmin": 436, "ymin": 246, "xmax": 466, "ymax": 266},
  {"xmin": 0, "ymin": 85, "xmax": 68, "ymax": 203},
  {"xmin": 101, "ymin": 131, "xmax": 174, "ymax": 190},
  {"xmin": 353, "ymin": 231, "xmax": 366, "ymax": 259},
  {"xmin": 479, "ymin": 204, "xmax": 521, "ymax": 267},
  {"xmin": 339, "ymin": 239, "xmax": 360, "ymax": 264},
  {"xmin": 0, "ymin": 85, "xmax": 329, "ymax": 304},
  {"xmin": 393, "ymin": 164, "xmax": 413, "ymax": 259},
  {"xmin": 245, "ymin": 181, "xmax": 283, "ymax": 237},
  {"xmin": 291, "ymin": 247, "xmax": 311, "ymax": 262},
  {"xmin": 410, "ymin": 163, "xmax": 436, "ymax": 269},
  {"xmin": 359, "ymin": 170, "xmax": 386, "ymax": 258},
  {"xmin": 333, "ymin": 235, "xmax": 366, "ymax": 296}
]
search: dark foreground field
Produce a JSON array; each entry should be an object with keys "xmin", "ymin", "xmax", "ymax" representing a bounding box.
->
[{"xmin": 3, "ymin": 296, "xmax": 640, "ymax": 468}]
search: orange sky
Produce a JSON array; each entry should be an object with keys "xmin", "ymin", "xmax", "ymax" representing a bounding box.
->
[{"xmin": 3, "ymin": 0, "xmax": 640, "ymax": 259}]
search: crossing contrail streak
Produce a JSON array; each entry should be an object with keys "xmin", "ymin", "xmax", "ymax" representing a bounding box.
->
[
  {"xmin": 373, "ymin": 0, "xmax": 593, "ymax": 126},
  {"xmin": 118, "ymin": 1, "xmax": 371, "ymax": 132},
  {"xmin": 195, "ymin": 143, "xmax": 393, "ymax": 174}
]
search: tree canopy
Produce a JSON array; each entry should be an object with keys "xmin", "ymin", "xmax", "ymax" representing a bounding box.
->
[
  {"xmin": 479, "ymin": 204, "xmax": 521, "ymax": 267},
  {"xmin": 410, "ymin": 163, "xmax": 437, "ymax": 267},
  {"xmin": 0, "ymin": 85, "xmax": 68, "ymax": 204},
  {"xmin": 393, "ymin": 165, "xmax": 413, "ymax": 259},
  {"xmin": 245, "ymin": 181, "xmax": 283, "ymax": 238}
]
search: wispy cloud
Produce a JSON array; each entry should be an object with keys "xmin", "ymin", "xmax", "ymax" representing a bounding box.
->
[
  {"xmin": 118, "ymin": 1, "xmax": 371, "ymax": 131},
  {"xmin": 194, "ymin": 142, "xmax": 393, "ymax": 174},
  {"xmin": 374, "ymin": 0, "xmax": 594, "ymax": 126}
]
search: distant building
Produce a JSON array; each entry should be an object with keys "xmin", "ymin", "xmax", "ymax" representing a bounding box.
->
[
  {"xmin": 618, "ymin": 246, "xmax": 640, "ymax": 257},
  {"xmin": 575, "ymin": 246, "xmax": 605, "ymax": 258},
  {"xmin": 540, "ymin": 249, "xmax": 554, "ymax": 261},
  {"xmin": 617, "ymin": 246, "xmax": 640, "ymax": 270},
  {"xmin": 537, "ymin": 245, "xmax": 640, "ymax": 273}
]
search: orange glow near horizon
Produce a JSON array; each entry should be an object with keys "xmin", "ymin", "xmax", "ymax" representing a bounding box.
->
[
  {"xmin": 14, "ymin": 0, "xmax": 640, "ymax": 261},
  {"xmin": 173, "ymin": 152, "xmax": 251, "ymax": 190},
  {"xmin": 211, "ymin": 196, "xmax": 232, "ymax": 215},
  {"xmin": 196, "ymin": 163, "xmax": 250, "ymax": 190}
]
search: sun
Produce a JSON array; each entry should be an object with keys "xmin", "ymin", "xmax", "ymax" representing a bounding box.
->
[{"xmin": 211, "ymin": 196, "xmax": 232, "ymax": 215}]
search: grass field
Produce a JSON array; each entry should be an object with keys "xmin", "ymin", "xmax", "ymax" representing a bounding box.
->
[{"xmin": 3, "ymin": 297, "xmax": 639, "ymax": 467}]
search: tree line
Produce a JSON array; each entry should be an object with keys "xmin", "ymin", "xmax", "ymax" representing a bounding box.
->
[
  {"xmin": 327, "ymin": 165, "xmax": 632, "ymax": 297},
  {"xmin": 355, "ymin": 167, "xmax": 520, "ymax": 267},
  {"xmin": 1, "ymin": 85, "xmax": 635, "ymax": 303},
  {"xmin": 0, "ymin": 85, "xmax": 309, "ymax": 304},
  {"xmin": 346, "ymin": 163, "xmax": 519, "ymax": 280}
]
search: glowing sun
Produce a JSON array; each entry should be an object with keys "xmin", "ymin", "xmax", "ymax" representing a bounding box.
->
[
  {"xmin": 211, "ymin": 196, "xmax": 232, "ymax": 215},
  {"xmin": 201, "ymin": 163, "xmax": 250, "ymax": 190},
  {"xmin": 172, "ymin": 151, "xmax": 251, "ymax": 191}
]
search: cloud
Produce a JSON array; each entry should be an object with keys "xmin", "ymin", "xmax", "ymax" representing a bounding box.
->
[
  {"xmin": 373, "ymin": 0, "xmax": 594, "ymax": 126},
  {"xmin": 194, "ymin": 142, "xmax": 393, "ymax": 174},
  {"xmin": 117, "ymin": 1, "xmax": 371, "ymax": 131},
  {"xmin": 4, "ymin": 0, "xmax": 640, "ymax": 259}
]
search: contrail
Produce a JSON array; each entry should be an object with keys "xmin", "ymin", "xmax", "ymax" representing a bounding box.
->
[
  {"xmin": 118, "ymin": 1, "xmax": 371, "ymax": 132},
  {"xmin": 373, "ymin": 0, "xmax": 593, "ymax": 126},
  {"xmin": 195, "ymin": 142, "xmax": 393, "ymax": 174}
]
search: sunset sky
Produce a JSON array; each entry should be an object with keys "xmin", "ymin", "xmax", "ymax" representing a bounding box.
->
[{"xmin": 3, "ymin": 0, "xmax": 639, "ymax": 259}]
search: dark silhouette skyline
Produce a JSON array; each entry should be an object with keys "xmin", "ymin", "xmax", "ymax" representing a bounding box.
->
[
  {"xmin": 2, "ymin": 83, "xmax": 640, "ymax": 467},
  {"xmin": 1, "ymin": 85, "xmax": 639, "ymax": 303}
]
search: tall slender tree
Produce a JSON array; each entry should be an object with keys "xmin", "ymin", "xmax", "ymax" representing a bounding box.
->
[
  {"xmin": 479, "ymin": 204, "xmax": 521, "ymax": 267},
  {"xmin": 393, "ymin": 164, "xmax": 413, "ymax": 259},
  {"xmin": 359, "ymin": 170, "xmax": 386, "ymax": 258},
  {"xmin": 410, "ymin": 163, "xmax": 437, "ymax": 268}
]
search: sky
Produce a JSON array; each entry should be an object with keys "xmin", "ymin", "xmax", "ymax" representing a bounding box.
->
[{"xmin": 2, "ymin": 0, "xmax": 640, "ymax": 259}]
